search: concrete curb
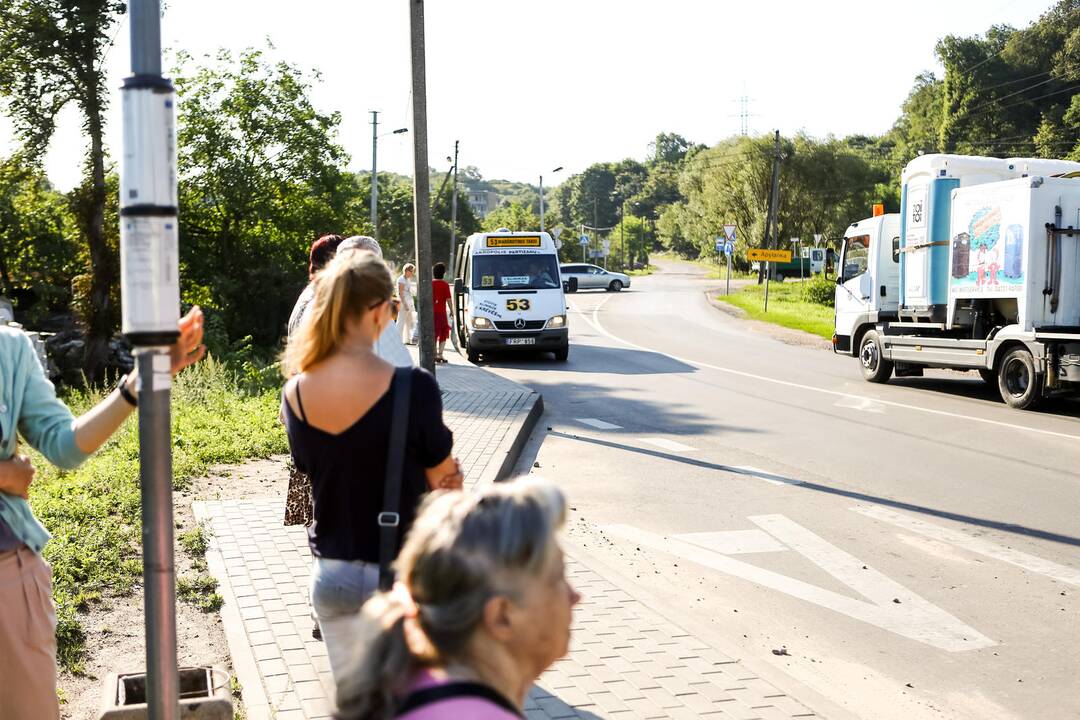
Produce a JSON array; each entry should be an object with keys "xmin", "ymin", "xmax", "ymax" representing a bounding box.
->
[
  {"xmin": 192, "ymin": 501, "xmax": 272, "ymax": 720},
  {"xmin": 492, "ymin": 394, "xmax": 544, "ymax": 483}
]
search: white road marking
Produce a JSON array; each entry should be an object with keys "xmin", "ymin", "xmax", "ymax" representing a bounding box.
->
[
  {"xmin": 640, "ymin": 437, "xmax": 696, "ymax": 452},
  {"xmin": 677, "ymin": 529, "xmax": 788, "ymax": 555},
  {"xmin": 834, "ymin": 395, "xmax": 887, "ymax": 414},
  {"xmin": 603, "ymin": 517, "xmax": 995, "ymax": 652},
  {"xmin": 569, "ymin": 296, "xmax": 1080, "ymax": 443},
  {"xmin": 575, "ymin": 418, "xmax": 623, "ymax": 430},
  {"xmin": 853, "ymin": 505, "xmax": 1080, "ymax": 588},
  {"xmin": 731, "ymin": 465, "xmax": 804, "ymax": 486}
]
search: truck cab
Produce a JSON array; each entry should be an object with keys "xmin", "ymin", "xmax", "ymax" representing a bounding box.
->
[{"xmin": 833, "ymin": 213, "xmax": 901, "ymax": 355}]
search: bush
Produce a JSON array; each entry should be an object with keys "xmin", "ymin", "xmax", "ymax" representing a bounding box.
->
[{"xmin": 800, "ymin": 274, "xmax": 836, "ymax": 307}]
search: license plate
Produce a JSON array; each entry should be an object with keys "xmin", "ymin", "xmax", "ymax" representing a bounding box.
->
[{"xmin": 506, "ymin": 337, "xmax": 536, "ymax": 346}]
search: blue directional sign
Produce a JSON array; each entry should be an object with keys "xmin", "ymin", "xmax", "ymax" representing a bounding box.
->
[
  {"xmin": 724, "ymin": 241, "xmax": 734, "ymax": 257},
  {"xmin": 579, "ymin": 234, "xmax": 589, "ymax": 245}
]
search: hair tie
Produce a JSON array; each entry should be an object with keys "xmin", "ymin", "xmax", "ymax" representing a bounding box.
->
[{"xmin": 390, "ymin": 581, "xmax": 419, "ymax": 619}]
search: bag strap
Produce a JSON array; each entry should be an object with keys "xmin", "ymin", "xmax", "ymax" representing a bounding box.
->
[
  {"xmin": 395, "ymin": 682, "xmax": 522, "ymax": 718},
  {"xmin": 379, "ymin": 366, "xmax": 413, "ymax": 591}
]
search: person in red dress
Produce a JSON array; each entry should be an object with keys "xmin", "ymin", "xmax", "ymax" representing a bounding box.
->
[{"xmin": 432, "ymin": 262, "xmax": 452, "ymax": 363}]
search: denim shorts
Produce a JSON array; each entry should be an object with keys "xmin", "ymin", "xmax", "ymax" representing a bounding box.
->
[{"xmin": 309, "ymin": 556, "xmax": 380, "ymax": 620}]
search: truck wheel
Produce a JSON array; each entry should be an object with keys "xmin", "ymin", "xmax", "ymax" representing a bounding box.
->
[
  {"xmin": 998, "ymin": 348, "xmax": 1041, "ymax": 410},
  {"xmin": 554, "ymin": 344, "xmax": 569, "ymax": 362},
  {"xmin": 608, "ymin": 280, "xmax": 623, "ymax": 292},
  {"xmin": 775, "ymin": 272, "xmax": 785, "ymax": 282},
  {"xmin": 859, "ymin": 330, "xmax": 893, "ymax": 383}
]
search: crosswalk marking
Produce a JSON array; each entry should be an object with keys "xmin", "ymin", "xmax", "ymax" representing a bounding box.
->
[
  {"xmin": 853, "ymin": 505, "xmax": 1080, "ymax": 587},
  {"xmin": 605, "ymin": 518, "xmax": 995, "ymax": 652},
  {"xmin": 575, "ymin": 418, "xmax": 623, "ymax": 430},
  {"xmin": 640, "ymin": 437, "xmax": 696, "ymax": 452}
]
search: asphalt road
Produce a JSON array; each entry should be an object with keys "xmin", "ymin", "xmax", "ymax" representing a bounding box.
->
[{"xmin": 478, "ymin": 259, "xmax": 1080, "ymax": 720}]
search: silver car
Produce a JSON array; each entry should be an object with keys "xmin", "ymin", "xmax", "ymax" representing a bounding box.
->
[{"xmin": 559, "ymin": 264, "xmax": 631, "ymax": 292}]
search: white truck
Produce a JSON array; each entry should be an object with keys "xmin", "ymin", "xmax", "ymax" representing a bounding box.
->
[{"xmin": 834, "ymin": 153, "xmax": 1080, "ymax": 409}]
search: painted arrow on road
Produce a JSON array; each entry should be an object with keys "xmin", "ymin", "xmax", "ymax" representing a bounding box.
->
[{"xmin": 603, "ymin": 515, "xmax": 995, "ymax": 652}]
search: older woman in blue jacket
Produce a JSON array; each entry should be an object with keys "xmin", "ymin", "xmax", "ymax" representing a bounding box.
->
[{"xmin": 0, "ymin": 308, "xmax": 205, "ymax": 719}]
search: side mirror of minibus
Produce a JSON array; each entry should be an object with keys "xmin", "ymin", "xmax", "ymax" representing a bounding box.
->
[{"xmin": 454, "ymin": 278, "xmax": 466, "ymax": 296}]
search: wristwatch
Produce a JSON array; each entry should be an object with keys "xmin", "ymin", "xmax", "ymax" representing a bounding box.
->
[{"xmin": 116, "ymin": 373, "xmax": 138, "ymax": 407}]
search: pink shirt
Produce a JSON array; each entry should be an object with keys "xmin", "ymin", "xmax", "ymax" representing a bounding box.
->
[{"xmin": 396, "ymin": 669, "xmax": 521, "ymax": 720}]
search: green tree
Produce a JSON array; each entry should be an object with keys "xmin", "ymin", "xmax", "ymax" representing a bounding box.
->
[
  {"xmin": 174, "ymin": 48, "xmax": 359, "ymax": 347},
  {"xmin": 0, "ymin": 156, "xmax": 81, "ymax": 321},
  {"xmin": 482, "ymin": 201, "xmax": 539, "ymax": 232},
  {"xmin": 0, "ymin": 0, "xmax": 126, "ymax": 380}
]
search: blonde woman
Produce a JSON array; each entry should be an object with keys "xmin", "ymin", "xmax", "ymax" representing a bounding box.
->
[
  {"xmin": 282, "ymin": 250, "xmax": 463, "ymax": 681},
  {"xmin": 335, "ymin": 479, "xmax": 581, "ymax": 720}
]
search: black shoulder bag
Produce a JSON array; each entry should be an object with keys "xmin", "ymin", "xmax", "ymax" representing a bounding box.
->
[{"xmin": 378, "ymin": 366, "xmax": 413, "ymax": 591}]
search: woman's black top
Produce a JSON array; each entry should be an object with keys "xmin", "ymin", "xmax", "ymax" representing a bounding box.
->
[{"xmin": 283, "ymin": 367, "xmax": 453, "ymax": 562}]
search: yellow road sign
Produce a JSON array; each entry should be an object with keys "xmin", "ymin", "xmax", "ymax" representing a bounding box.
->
[{"xmin": 747, "ymin": 248, "xmax": 792, "ymax": 262}]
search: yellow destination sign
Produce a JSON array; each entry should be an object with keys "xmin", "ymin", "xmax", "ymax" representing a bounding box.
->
[
  {"xmin": 747, "ymin": 248, "xmax": 792, "ymax": 262},
  {"xmin": 486, "ymin": 236, "xmax": 541, "ymax": 248}
]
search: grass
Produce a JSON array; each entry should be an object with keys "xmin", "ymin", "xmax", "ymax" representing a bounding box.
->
[
  {"xmin": 177, "ymin": 573, "xmax": 224, "ymax": 612},
  {"xmin": 718, "ymin": 281, "xmax": 835, "ymax": 339},
  {"xmin": 27, "ymin": 356, "xmax": 288, "ymax": 673},
  {"xmin": 625, "ymin": 265, "xmax": 656, "ymax": 276}
]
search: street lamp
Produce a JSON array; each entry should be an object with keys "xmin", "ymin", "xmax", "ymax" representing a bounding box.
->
[
  {"xmin": 539, "ymin": 166, "xmax": 563, "ymax": 232},
  {"xmin": 370, "ymin": 110, "xmax": 408, "ymax": 242}
]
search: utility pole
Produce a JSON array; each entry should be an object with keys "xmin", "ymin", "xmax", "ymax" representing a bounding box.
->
[
  {"xmin": 121, "ymin": 1, "xmax": 180, "ymax": 718},
  {"xmin": 448, "ymin": 140, "xmax": 460, "ymax": 352},
  {"xmin": 593, "ymin": 197, "xmax": 598, "ymax": 265},
  {"xmin": 370, "ymin": 110, "xmax": 379, "ymax": 241},
  {"xmin": 620, "ymin": 201, "xmax": 626, "ymax": 271},
  {"xmin": 409, "ymin": 0, "xmax": 435, "ymax": 374},
  {"xmin": 764, "ymin": 129, "xmax": 781, "ymax": 312},
  {"xmin": 538, "ymin": 167, "xmax": 562, "ymax": 232}
]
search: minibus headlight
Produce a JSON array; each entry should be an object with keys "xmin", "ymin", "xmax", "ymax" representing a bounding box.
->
[
  {"xmin": 472, "ymin": 316, "xmax": 492, "ymax": 329},
  {"xmin": 547, "ymin": 315, "xmax": 566, "ymax": 328}
]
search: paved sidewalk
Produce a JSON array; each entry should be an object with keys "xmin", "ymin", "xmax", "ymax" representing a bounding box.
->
[{"xmin": 195, "ymin": 355, "xmax": 823, "ymax": 719}]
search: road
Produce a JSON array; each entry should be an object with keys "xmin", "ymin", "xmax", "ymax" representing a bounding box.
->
[{"xmin": 479, "ymin": 259, "xmax": 1080, "ymax": 720}]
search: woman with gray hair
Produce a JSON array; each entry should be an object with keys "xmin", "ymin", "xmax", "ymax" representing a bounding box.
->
[{"xmin": 335, "ymin": 479, "xmax": 580, "ymax": 720}]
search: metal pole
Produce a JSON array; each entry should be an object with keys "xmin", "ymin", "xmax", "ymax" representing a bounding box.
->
[
  {"xmin": 539, "ymin": 175, "xmax": 544, "ymax": 232},
  {"xmin": 137, "ymin": 349, "xmax": 178, "ymax": 720},
  {"xmin": 726, "ymin": 251, "xmax": 731, "ymax": 295},
  {"xmin": 581, "ymin": 223, "xmax": 586, "ymax": 262},
  {"xmin": 371, "ymin": 111, "xmax": 379, "ymax": 242},
  {"xmin": 409, "ymin": 0, "xmax": 435, "ymax": 375},
  {"xmin": 125, "ymin": 1, "xmax": 178, "ymax": 718},
  {"xmin": 449, "ymin": 140, "xmax": 460, "ymax": 352},
  {"xmin": 764, "ymin": 129, "xmax": 781, "ymax": 312}
]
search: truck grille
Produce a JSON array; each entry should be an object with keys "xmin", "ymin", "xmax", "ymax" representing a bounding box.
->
[{"xmin": 494, "ymin": 320, "xmax": 545, "ymax": 331}]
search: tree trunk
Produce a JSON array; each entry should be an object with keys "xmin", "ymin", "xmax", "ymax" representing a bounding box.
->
[{"xmin": 81, "ymin": 81, "xmax": 115, "ymax": 384}]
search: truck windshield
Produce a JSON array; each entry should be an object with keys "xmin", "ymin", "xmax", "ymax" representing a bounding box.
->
[
  {"xmin": 841, "ymin": 235, "xmax": 870, "ymax": 282},
  {"xmin": 472, "ymin": 255, "xmax": 561, "ymax": 290}
]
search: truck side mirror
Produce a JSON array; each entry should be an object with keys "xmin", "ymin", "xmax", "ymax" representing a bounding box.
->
[{"xmin": 454, "ymin": 278, "xmax": 466, "ymax": 296}]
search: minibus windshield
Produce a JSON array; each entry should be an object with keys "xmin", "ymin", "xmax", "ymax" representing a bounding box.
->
[{"xmin": 472, "ymin": 254, "xmax": 561, "ymax": 290}]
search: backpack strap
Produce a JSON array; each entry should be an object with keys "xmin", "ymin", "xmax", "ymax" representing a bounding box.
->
[
  {"xmin": 395, "ymin": 682, "xmax": 522, "ymax": 718},
  {"xmin": 379, "ymin": 366, "xmax": 413, "ymax": 591}
]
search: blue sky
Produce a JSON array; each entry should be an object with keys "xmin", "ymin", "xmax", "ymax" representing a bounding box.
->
[{"xmin": 0, "ymin": 0, "xmax": 1058, "ymax": 191}]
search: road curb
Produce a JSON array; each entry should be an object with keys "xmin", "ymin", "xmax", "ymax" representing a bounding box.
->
[{"xmin": 492, "ymin": 393, "xmax": 544, "ymax": 483}]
